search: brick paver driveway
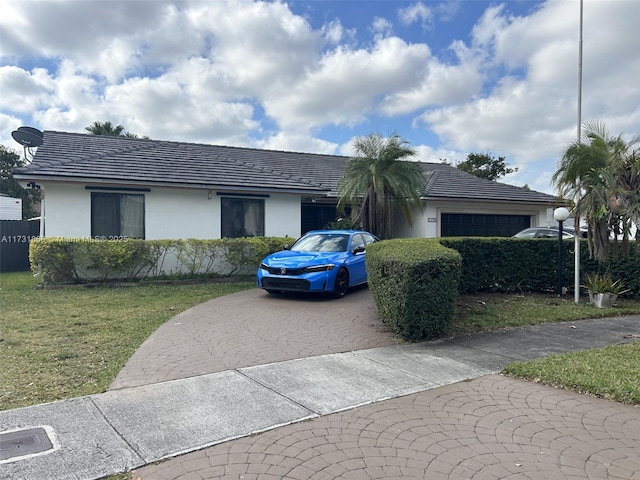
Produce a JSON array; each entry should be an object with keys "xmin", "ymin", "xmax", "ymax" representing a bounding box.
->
[{"xmin": 111, "ymin": 286, "xmax": 399, "ymax": 390}]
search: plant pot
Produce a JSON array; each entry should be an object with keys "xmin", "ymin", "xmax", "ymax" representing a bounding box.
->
[{"xmin": 592, "ymin": 293, "xmax": 617, "ymax": 308}]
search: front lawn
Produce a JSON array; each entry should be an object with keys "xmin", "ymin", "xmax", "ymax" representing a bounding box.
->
[{"xmin": 0, "ymin": 272, "xmax": 254, "ymax": 410}]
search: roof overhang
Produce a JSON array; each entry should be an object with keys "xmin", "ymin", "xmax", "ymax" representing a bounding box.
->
[
  {"xmin": 421, "ymin": 194, "xmax": 558, "ymax": 206},
  {"xmin": 12, "ymin": 173, "xmax": 331, "ymax": 196}
]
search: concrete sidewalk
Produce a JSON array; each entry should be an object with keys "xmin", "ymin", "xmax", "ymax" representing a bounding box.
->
[{"xmin": 1, "ymin": 315, "xmax": 639, "ymax": 480}]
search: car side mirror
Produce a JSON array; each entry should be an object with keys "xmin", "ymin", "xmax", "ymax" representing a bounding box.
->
[
  {"xmin": 283, "ymin": 244, "xmax": 291, "ymax": 250},
  {"xmin": 353, "ymin": 245, "xmax": 366, "ymax": 254}
]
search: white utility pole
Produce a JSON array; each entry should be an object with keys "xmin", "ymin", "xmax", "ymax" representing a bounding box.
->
[{"xmin": 574, "ymin": 0, "xmax": 584, "ymax": 304}]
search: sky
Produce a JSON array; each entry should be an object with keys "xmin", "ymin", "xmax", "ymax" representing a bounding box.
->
[{"xmin": 1, "ymin": 0, "xmax": 639, "ymax": 194}]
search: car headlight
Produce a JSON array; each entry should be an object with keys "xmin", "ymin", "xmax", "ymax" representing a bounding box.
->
[
  {"xmin": 303, "ymin": 264, "xmax": 335, "ymax": 272},
  {"xmin": 259, "ymin": 262, "xmax": 269, "ymax": 270}
]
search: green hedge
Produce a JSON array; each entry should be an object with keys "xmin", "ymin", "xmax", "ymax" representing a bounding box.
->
[
  {"xmin": 29, "ymin": 237, "xmax": 291, "ymax": 285},
  {"xmin": 439, "ymin": 237, "xmax": 559, "ymax": 293},
  {"xmin": 439, "ymin": 237, "xmax": 639, "ymax": 298},
  {"xmin": 579, "ymin": 246, "xmax": 640, "ymax": 299},
  {"xmin": 366, "ymin": 238, "xmax": 461, "ymax": 340}
]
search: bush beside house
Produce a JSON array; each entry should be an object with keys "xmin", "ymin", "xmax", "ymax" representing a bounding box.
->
[
  {"xmin": 29, "ymin": 237, "xmax": 291, "ymax": 285},
  {"xmin": 366, "ymin": 239, "xmax": 462, "ymax": 340}
]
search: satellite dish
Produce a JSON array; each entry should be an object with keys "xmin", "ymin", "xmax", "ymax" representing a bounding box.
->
[
  {"xmin": 12, "ymin": 128, "xmax": 44, "ymax": 147},
  {"xmin": 11, "ymin": 126, "xmax": 44, "ymax": 162},
  {"xmin": 18, "ymin": 126, "xmax": 44, "ymax": 141}
]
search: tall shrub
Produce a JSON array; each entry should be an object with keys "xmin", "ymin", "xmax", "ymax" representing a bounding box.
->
[{"xmin": 366, "ymin": 238, "xmax": 461, "ymax": 340}]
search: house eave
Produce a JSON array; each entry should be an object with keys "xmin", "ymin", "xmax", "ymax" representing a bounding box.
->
[
  {"xmin": 12, "ymin": 173, "xmax": 331, "ymax": 196},
  {"xmin": 421, "ymin": 194, "xmax": 559, "ymax": 206}
]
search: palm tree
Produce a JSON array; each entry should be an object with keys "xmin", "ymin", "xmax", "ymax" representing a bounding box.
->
[
  {"xmin": 552, "ymin": 120, "xmax": 640, "ymax": 261},
  {"xmin": 337, "ymin": 133, "xmax": 426, "ymax": 239},
  {"xmin": 85, "ymin": 121, "xmax": 148, "ymax": 139},
  {"xmin": 85, "ymin": 121, "xmax": 127, "ymax": 136}
]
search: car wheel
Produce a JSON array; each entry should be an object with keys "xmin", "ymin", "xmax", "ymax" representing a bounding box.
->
[{"xmin": 331, "ymin": 268, "xmax": 349, "ymax": 298}]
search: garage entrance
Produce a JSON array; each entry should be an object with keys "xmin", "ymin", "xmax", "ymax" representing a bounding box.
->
[
  {"xmin": 301, "ymin": 203, "xmax": 339, "ymax": 234},
  {"xmin": 441, "ymin": 213, "xmax": 530, "ymax": 237}
]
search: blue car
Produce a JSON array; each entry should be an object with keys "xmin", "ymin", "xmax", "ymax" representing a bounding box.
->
[{"xmin": 257, "ymin": 229, "xmax": 379, "ymax": 298}]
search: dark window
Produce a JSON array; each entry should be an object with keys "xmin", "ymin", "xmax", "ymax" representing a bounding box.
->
[
  {"xmin": 221, "ymin": 197, "xmax": 265, "ymax": 238},
  {"xmin": 91, "ymin": 193, "xmax": 145, "ymax": 239},
  {"xmin": 301, "ymin": 203, "xmax": 339, "ymax": 234}
]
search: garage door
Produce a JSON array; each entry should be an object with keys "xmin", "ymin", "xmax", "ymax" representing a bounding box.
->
[{"xmin": 441, "ymin": 213, "xmax": 530, "ymax": 237}]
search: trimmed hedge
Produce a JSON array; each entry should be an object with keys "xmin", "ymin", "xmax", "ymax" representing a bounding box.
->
[
  {"xmin": 366, "ymin": 238, "xmax": 461, "ymax": 340},
  {"xmin": 439, "ymin": 237, "xmax": 639, "ymax": 298},
  {"xmin": 579, "ymin": 246, "xmax": 640, "ymax": 299},
  {"xmin": 439, "ymin": 237, "xmax": 559, "ymax": 293},
  {"xmin": 29, "ymin": 237, "xmax": 291, "ymax": 285}
]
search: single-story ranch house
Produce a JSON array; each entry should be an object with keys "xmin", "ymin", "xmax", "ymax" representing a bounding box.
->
[{"xmin": 13, "ymin": 131, "xmax": 559, "ymax": 240}]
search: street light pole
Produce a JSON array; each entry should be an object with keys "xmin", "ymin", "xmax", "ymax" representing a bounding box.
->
[
  {"xmin": 574, "ymin": 0, "xmax": 584, "ymax": 304},
  {"xmin": 554, "ymin": 207, "xmax": 570, "ymax": 296}
]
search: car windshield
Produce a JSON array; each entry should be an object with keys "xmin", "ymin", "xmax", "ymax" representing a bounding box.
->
[{"xmin": 291, "ymin": 233, "xmax": 350, "ymax": 253}]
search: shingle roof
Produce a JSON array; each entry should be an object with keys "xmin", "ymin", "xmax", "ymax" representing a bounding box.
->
[
  {"xmin": 420, "ymin": 163, "xmax": 557, "ymax": 203},
  {"xmin": 14, "ymin": 131, "xmax": 558, "ymax": 204}
]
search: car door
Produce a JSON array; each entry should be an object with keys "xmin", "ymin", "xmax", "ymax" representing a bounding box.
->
[{"xmin": 347, "ymin": 233, "xmax": 368, "ymax": 285}]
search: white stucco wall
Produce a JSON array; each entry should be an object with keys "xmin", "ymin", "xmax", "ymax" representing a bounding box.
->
[
  {"xmin": 393, "ymin": 199, "xmax": 550, "ymax": 238},
  {"xmin": 39, "ymin": 182, "xmax": 303, "ymax": 240},
  {"xmin": 41, "ymin": 183, "xmax": 91, "ymax": 238},
  {"xmin": 146, "ymin": 188, "xmax": 218, "ymax": 239},
  {"xmin": 264, "ymin": 194, "xmax": 301, "ymax": 238}
]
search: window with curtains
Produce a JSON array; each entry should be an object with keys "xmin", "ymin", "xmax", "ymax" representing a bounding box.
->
[
  {"xmin": 91, "ymin": 192, "xmax": 145, "ymax": 239},
  {"xmin": 221, "ymin": 197, "xmax": 265, "ymax": 238}
]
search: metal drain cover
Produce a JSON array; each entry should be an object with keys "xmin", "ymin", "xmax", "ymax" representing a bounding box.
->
[{"xmin": 0, "ymin": 427, "xmax": 54, "ymax": 462}]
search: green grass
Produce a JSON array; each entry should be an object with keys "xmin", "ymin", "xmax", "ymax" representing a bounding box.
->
[
  {"xmin": 450, "ymin": 291, "xmax": 640, "ymax": 335},
  {"xmin": 503, "ymin": 342, "xmax": 640, "ymax": 404},
  {"xmin": 0, "ymin": 272, "xmax": 254, "ymax": 411}
]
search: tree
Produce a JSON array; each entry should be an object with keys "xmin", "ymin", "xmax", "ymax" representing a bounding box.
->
[
  {"xmin": 85, "ymin": 121, "xmax": 126, "ymax": 136},
  {"xmin": 85, "ymin": 121, "xmax": 147, "ymax": 138},
  {"xmin": 456, "ymin": 152, "xmax": 518, "ymax": 181},
  {"xmin": 337, "ymin": 133, "xmax": 426, "ymax": 239},
  {"xmin": 0, "ymin": 145, "xmax": 41, "ymax": 218},
  {"xmin": 552, "ymin": 120, "xmax": 640, "ymax": 261}
]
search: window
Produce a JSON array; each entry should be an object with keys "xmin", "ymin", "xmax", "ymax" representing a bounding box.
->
[
  {"xmin": 351, "ymin": 233, "xmax": 378, "ymax": 253},
  {"xmin": 351, "ymin": 234, "xmax": 366, "ymax": 252},
  {"xmin": 221, "ymin": 197, "xmax": 264, "ymax": 238},
  {"xmin": 91, "ymin": 193, "xmax": 145, "ymax": 239}
]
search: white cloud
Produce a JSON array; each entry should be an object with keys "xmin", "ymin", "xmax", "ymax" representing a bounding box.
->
[
  {"xmin": 257, "ymin": 132, "xmax": 338, "ymax": 155},
  {"xmin": 0, "ymin": 66, "xmax": 55, "ymax": 113},
  {"xmin": 264, "ymin": 36, "xmax": 431, "ymax": 131},
  {"xmin": 0, "ymin": 113, "xmax": 25, "ymax": 152},
  {"xmin": 380, "ymin": 58, "xmax": 482, "ymax": 115},
  {"xmin": 398, "ymin": 2, "xmax": 433, "ymax": 29},
  {"xmin": 371, "ymin": 17, "xmax": 393, "ymax": 38},
  {"xmin": 322, "ymin": 20, "xmax": 347, "ymax": 45}
]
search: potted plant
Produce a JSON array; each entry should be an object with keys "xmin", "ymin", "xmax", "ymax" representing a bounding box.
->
[{"xmin": 581, "ymin": 273, "xmax": 629, "ymax": 308}]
